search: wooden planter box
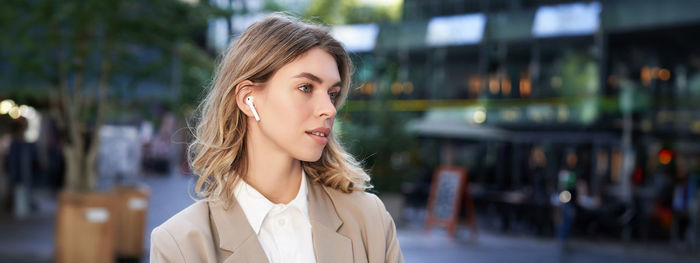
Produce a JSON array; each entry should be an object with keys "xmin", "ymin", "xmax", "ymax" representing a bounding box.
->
[
  {"xmin": 55, "ymin": 191, "xmax": 116, "ymax": 263},
  {"xmin": 113, "ymin": 185, "xmax": 150, "ymax": 259}
]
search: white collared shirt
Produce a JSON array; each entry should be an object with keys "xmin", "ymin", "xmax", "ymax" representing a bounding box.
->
[{"xmin": 233, "ymin": 170, "xmax": 316, "ymax": 263}]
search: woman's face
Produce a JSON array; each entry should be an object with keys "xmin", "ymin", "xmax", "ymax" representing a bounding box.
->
[{"xmin": 252, "ymin": 47, "xmax": 341, "ymax": 162}]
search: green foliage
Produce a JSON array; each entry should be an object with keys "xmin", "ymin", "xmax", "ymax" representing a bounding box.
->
[
  {"xmin": 302, "ymin": 0, "xmax": 402, "ymax": 25},
  {"xmin": 337, "ymin": 84, "xmax": 420, "ymax": 193},
  {"xmin": 263, "ymin": 0, "xmax": 288, "ymax": 12},
  {"xmin": 0, "ymin": 0, "xmax": 216, "ymax": 116},
  {"xmin": 558, "ymin": 51, "xmax": 599, "ymax": 97},
  {"xmin": 618, "ymin": 78, "xmax": 650, "ymax": 114},
  {"xmin": 176, "ymin": 41, "xmax": 215, "ymax": 116},
  {"xmin": 688, "ymin": 72, "xmax": 700, "ymax": 98},
  {"xmin": 0, "ymin": 0, "xmax": 218, "ymax": 191},
  {"xmin": 344, "ymin": 3, "xmax": 402, "ymax": 24}
]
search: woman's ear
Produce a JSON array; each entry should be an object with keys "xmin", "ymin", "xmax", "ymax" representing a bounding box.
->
[{"xmin": 235, "ymin": 80, "xmax": 256, "ymax": 117}]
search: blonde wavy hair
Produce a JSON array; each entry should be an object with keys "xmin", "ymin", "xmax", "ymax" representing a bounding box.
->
[{"xmin": 188, "ymin": 13, "xmax": 371, "ymax": 203}]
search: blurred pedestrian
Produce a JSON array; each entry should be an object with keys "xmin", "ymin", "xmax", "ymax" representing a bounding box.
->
[
  {"xmin": 0, "ymin": 133, "xmax": 11, "ymax": 212},
  {"xmin": 3, "ymin": 117, "xmax": 39, "ymax": 219},
  {"xmin": 688, "ymin": 170, "xmax": 699, "ymax": 252},
  {"xmin": 555, "ymin": 149, "xmax": 578, "ymax": 251},
  {"xmin": 46, "ymin": 131, "xmax": 64, "ymax": 194},
  {"xmin": 150, "ymin": 14, "xmax": 403, "ymax": 263},
  {"xmin": 671, "ymin": 154, "xmax": 698, "ymax": 251},
  {"xmin": 529, "ymin": 146, "xmax": 552, "ymax": 236}
]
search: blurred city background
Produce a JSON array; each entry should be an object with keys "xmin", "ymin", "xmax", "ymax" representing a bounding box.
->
[{"xmin": 1, "ymin": 0, "xmax": 699, "ymax": 262}]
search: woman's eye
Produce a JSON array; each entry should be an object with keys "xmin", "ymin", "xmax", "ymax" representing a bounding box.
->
[
  {"xmin": 298, "ymin": 84, "xmax": 312, "ymax": 93},
  {"xmin": 329, "ymin": 92, "xmax": 339, "ymax": 100}
]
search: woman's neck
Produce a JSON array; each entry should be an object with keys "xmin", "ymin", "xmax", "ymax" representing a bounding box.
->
[{"xmin": 243, "ymin": 131, "xmax": 303, "ymax": 204}]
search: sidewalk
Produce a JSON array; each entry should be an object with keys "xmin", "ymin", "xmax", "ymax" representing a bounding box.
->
[
  {"xmin": 0, "ymin": 173, "xmax": 196, "ymax": 263},
  {"xmin": 0, "ymin": 189, "xmax": 56, "ymax": 263},
  {"xmin": 0, "ymin": 173, "xmax": 697, "ymax": 263},
  {"xmin": 399, "ymin": 225, "xmax": 698, "ymax": 263}
]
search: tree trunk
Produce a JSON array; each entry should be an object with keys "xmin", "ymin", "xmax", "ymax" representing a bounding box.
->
[{"xmin": 58, "ymin": 29, "xmax": 111, "ymax": 193}]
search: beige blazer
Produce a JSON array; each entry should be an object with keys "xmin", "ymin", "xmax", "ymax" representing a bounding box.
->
[{"xmin": 150, "ymin": 177, "xmax": 405, "ymax": 263}]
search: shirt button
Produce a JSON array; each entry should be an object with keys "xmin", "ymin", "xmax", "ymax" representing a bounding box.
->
[{"xmin": 278, "ymin": 218, "xmax": 285, "ymax": 226}]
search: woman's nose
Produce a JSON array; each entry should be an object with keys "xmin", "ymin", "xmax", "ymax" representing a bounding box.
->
[{"xmin": 316, "ymin": 94, "xmax": 337, "ymax": 120}]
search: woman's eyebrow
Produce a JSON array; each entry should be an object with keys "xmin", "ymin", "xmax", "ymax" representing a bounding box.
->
[{"xmin": 293, "ymin": 72, "xmax": 342, "ymax": 88}]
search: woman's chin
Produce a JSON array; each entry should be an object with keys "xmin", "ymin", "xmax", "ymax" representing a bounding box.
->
[{"xmin": 296, "ymin": 151, "xmax": 323, "ymax": 163}]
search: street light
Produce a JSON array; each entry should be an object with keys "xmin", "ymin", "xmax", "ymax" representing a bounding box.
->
[
  {"xmin": 0, "ymin": 99, "xmax": 15, "ymax": 114},
  {"xmin": 473, "ymin": 109, "xmax": 486, "ymax": 124},
  {"xmin": 8, "ymin": 106, "xmax": 20, "ymax": 119}
]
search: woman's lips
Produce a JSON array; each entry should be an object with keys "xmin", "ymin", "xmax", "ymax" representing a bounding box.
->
[{"xmin": 306, "ymin": 131, "xmax": 328, "ymax": 145}]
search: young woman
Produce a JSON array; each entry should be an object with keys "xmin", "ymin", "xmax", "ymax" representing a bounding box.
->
[{"xmin": 150, "ymin": 14, "xmax": 404, "ymax": 263}]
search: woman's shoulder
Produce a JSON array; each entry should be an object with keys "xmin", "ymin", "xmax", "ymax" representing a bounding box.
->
[
  {"xmin": 322, "ymin": 186, "xmax": 389, "ymax": 221},
  {"xmin": 155, "ymin": 199, "xmax": 212, "ymax": 233},
  {"xmin": 150, "ymin": 200, "xmax": 220, "ymax": 262},
  {"xmin": 320, "ymin": 184, "xmax": 404, "ymax": 262},
  {"xmin": 151, "ymin": 200, "xmax": 215, "ymax": 250}
]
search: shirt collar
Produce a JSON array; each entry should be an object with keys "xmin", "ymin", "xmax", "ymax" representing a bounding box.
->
[
  {"xmin": 233, "ymin": 169, "xmax": 309, "ymax": 234},
  {"xmin": 289, "ymin": 169, "xmax": 310, "ymax": 219}
]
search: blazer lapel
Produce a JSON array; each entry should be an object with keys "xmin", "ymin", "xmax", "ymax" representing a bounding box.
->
[
  {"xmin": 307, "ymin": 179, "xmax": 354, "ymax": 263},
  {"xmin": 209, "ymin": 199, "xmax": 269, "ymax": 263}
]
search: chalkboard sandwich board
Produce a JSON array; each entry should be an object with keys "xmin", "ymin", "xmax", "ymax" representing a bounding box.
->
[{"xmin": 424, "ymin": 166, "xmax": 477, "ymax": 240}]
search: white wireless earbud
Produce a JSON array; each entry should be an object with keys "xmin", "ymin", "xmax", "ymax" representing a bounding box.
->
[{"xmin": 245, "ymin": 96, "xmax": 260, "ymax": 121}]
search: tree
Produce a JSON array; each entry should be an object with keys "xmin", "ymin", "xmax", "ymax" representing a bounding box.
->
[
  {"xmin": 302, "ymin": 0, "xmax": 403, "ymax": 25},
  {"xmin": 0, "ymin": 0, "xmax": 216, "ymax": 192}
]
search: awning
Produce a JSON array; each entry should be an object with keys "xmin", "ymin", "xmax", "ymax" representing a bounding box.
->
[{"xmin": 407, "ymin": 119, "xmax": 513, "ymax": 141}]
